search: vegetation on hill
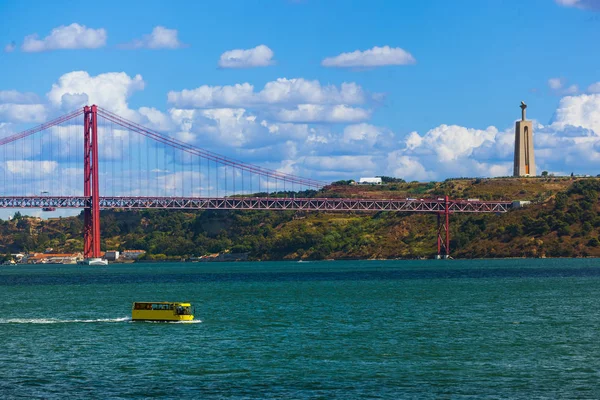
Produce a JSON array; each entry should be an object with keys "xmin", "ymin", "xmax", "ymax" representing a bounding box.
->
[{"xmin": 1, "ymin": 177, "xmax": 599, "ymax": 260}]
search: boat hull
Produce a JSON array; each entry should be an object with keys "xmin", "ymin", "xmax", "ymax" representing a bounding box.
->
[
  {"xmin": 131, "ymin": 310, "xmax": 194, "ymax": 322},
  {"xmin": 78, "ymin": 258, "xmax": 108, "ymax": 266},
  {"xmin": 131, "ymin": 302, "xmax": 194, "ymax": 322}
]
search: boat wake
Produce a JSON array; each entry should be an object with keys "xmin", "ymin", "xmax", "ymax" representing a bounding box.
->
[
  {"xmin": 139, "ymin": 319, "xmax": 203, "ymax": 324},
  {"xmin": 0, "ymin": 317, "xmax": 131, "ymax": 324}
]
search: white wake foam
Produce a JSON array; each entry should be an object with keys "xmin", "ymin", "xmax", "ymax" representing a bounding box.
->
[
  {"xmin": 139, "ymin": 319, "xmax": 203, "ymax": 324},
  {"xmin": 0, "ymin": 317, "xmax": 130, "ymax": 324}
]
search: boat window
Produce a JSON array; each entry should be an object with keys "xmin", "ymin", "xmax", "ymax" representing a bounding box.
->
[
  {"xmin": 175, "ymin": 306, "xmax": 192, "ymax": 315},
  {"xmin": 134, "ymin": 303, "xmax": 180, "ymax": 311},
  {"xmin": 149, "ymin": 304, "xmax": 173, "ymax": 310}
]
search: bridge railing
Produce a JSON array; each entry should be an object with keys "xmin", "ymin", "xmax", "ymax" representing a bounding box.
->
[{"xmin": 0, "ymin": 196, "xmax": 513, "ymax": 213}]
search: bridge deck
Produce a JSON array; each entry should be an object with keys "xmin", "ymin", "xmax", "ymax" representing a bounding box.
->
[{"xmin": 0, "ymin": 197, "xmax": 513, "ymax": 213}]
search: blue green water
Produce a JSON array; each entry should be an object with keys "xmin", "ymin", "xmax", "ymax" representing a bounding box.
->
[{"xmin": 1, "ymin": 259, "xmax": 600, "ymax": 399}]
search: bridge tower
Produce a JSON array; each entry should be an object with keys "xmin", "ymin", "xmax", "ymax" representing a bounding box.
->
[
  {"xmin": 436, "ymin": 195, "xmax": 450, "ymax": 259},
  {"xmin": 83, "ymin": 105, "xmax": 101, "ymax": 261}
]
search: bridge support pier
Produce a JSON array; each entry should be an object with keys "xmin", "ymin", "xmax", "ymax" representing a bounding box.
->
[
  {"xmin": 436, "ymin": 195, "xmax": 450, "ymax": 259},
  {"xmin": 83, "ymin": 105, "xmax": 102, "ymax": 262}
]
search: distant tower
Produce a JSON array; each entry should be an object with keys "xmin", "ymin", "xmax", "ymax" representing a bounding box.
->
[{"xmin": 514, "ymin": 101, "xmax": 536, "ymax": 176}]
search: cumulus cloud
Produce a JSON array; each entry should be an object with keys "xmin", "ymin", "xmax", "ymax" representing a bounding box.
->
[
  {"xmin": 170, "ymin": 107, "xmax": 321, "ymax": 154},
  {"xmin": 563, "ymin": 84, "xmax": 579, "ymax": 95},
  {"xmin": 341, "ymin": 123, "xmax": 395, "ymax": 150},
  {"xmin": 548, "ymin": 78, "xmax": 564, "ymax": 90},
  {"xmin": 218, "ymin": 45, "xmax": 274, "ymax": 68},
  {"xmin": 550, "ymin": 93, "xmax": 600, "ymax": 134},
  {"xmin": 548, "ymin": 77, "xmax": 578, "ymax": 95},
  {"xmin": 21, "ymin": 23, "xmax": 106, "ymax": 52},
  {"xmin": 304, "ymin": 155, "xmax": 378, "ymax": 173},
  {"xmin": 47, "ymin": 71, "xmax": 145, "ymax": 117},
  {"xmin": 5, "ymin": 160, "xmax": 57, "ymax": 175},
  {"xmin": 384, "ymin": 91, "xmax": 600, "ymax": 181},
  {"xmin": 322, "ymin": 45, "xmax": 416, "ymax": 68},
  {"xmin": 587, "ymin": 82, "xmax": 600, "ymax": 93},
  {"xmin": 138, "ymin": 107, "xmax": 176, "ymax": 131},
  {"xmin": 386, "ymin": 153, "xmax": 432, "ymax": 181},
  {"xmin": 273, "ymin": 105, "xmax": 370, "ymax": 123},
  {"xmin": 405, "ymin": 124, "xmax": 498, "ymax": 162},
  {"xmin": 169, "ymin": 107, "xmax": 263, "ymax": 148},
  {"xmin": 555, "ymin": 0, "xmax": 600, "ymax": 10},
  {"xmin": 120, "ymin": 26, "xmax": 185, "ymax": 49},
  {"xmin": 0, "ymin": 90, "xmax": 39, "ymax": 104},
  {"xmin": 0, "ymin": 104, "xmax": 47, "ymax": 123},
  {"xmin": 13, "ymin": 69, "xmax": 600, "ymax": 185},
  {"xmin": 168, "ymin": 78, "xmax": 365, "ymax": 109},
  {"xmin": 0, "ymin": 90, "xmax": 46, "ymax": 131}
]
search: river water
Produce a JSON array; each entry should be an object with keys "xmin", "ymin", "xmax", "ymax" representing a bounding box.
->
[{"xmin": 1, "ymin": 259, "xmax": 599, "ymax": 399}]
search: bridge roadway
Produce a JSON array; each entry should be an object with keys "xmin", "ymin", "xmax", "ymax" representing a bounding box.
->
[{"xmin": 0, "ymin": 196, "xmax": 513, "ymax": 213}]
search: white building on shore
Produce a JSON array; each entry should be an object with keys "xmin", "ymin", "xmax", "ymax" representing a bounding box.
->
[{"xmin": 359, "ymin": 177, "xmax": 382, "ymax": 185}]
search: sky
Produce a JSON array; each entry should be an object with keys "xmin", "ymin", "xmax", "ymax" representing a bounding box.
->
[{"xmin": 1, "ymin": 0, "xmax": 600, "ymax": 193}]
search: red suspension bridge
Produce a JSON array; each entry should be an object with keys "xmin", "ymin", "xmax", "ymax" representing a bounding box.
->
[{"xmin": 0, "ymin": 105, "xmax": 512, "ymax": 261}]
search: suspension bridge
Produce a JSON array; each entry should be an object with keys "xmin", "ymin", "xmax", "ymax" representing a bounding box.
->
[{"xmin": 0, "ymin": 105, "xmax": 512, "ymax": 261}]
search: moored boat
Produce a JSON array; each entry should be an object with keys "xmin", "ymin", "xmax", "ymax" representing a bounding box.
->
[
  {"xmin": 131, "ymin": 302, "xmax": 194, "ymax": 322},
  {"xmin": 78, "ymin": 258, "xmax": 108, "ymax": 266}
]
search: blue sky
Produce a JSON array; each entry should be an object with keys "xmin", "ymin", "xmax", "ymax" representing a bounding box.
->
[{"xmin": 1, "ymin": 0, "xmax": 600, "ymax": 194}]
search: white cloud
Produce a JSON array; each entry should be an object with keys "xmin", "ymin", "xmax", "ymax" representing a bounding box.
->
[
  {"xmin": 548, "ymin": 78, "xmax": 563, "ymax": 90},
  {"xmin": 0, "ymin": 90, "xmax": 39, "ymax": 104},
  {"xmin": 386, "ymin": 154, "xmax": 432, "ymax": 181},
  {"xmin": 168, "ymin": 78, "xmax": 365, "ymax": 108},
  {"xmin": 17, "ymin": 70, "xmax": 600, "ymax": 185},
  {"xmin": 0, "ymin": 104, "xmax": 47, "ymax": 123},
  {"xmin": 385, "ymin": 122, "xmax": 522, "ymax": 181},
  {"xmin": 564, "ymin": 84, "xmax": 579, "ymax": 95},
  {"xmin": 169, "ymin": 107, "xmax": 262, "ymax": 148},
  {"xmin": 47, "ymin": 71, "xmax": 145, "ymax": 117},
  {"xmin": 550, "ymin": 93, "xmax": 600, "ymax": 134},
  {"xmin": 5, "ymin": 160, "xmax": 57, "ymax": 175},
  {"xmin": 405, "ymin": 124, "xmax": 498, "ymax": 162},
  {"xmin": 555, "ymin": 0, "xmax": 600, "ymax": 10},
  {"xmin": 382, "ymin": 92, "xmax": 600, "ymax": 180},
  {"xmin": 138, "ymin": 107, "xmax": 175, "ymax": 131},
  {"xmin": 548, "ymin": 78, "xmax": 578, "ymax": 95},
  {"xmin": 21, "ymin": 23, "xmax": 106, "ymax": 52},
  {"xmin": 343, "ymin": 123, "xmax": 379, "ymax": 142},
  {"xmin": 4, "ymin": 42, "xmax": 15, "ymax": 53},
  {"xmin": 304, "ymin": 155, "xmax": 377, "ymax": 172},
  {"xmin": 322, "ymin": 45, "xmax": 416, "ymax": 68},
  {"xmin": 342, "ymin": 123, "xmax": 390, "ymax": 147},
  {"xmin": 170, "ymin": 107, "xmax": 320, "ymax": 152},
  {"xmin": 273, "ymin": 104, "xmax": 370, "ymax": 123},
  {"xmin": 587, "ymin": 82, "xmax": 600, "ymax": 93},
  {"xmin": 120, "ymin": 26, "xmax": 184, "ymax": 49},
  {"xmin": 218, "ymin": 45, "xmax": 274, "ymax": 68}
]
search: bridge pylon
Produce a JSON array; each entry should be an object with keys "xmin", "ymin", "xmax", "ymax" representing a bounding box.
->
[
  {"xmin": 436, "ymin": 195, "xmax": 451, "ymax": 259},
  {"xmin": 83, "ymin": 105, "xmax": 101, "ymax": 261}
]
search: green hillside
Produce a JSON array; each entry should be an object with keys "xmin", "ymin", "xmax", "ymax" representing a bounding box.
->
[{"xmin": 1, "ymin": 177, "xmax": 599, "ymax": 260}]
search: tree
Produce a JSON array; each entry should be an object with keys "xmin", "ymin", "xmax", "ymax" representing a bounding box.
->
[
  {"xmin": 377, "ymin": 176, "xmax": 406, "ymax": 184},
  {"xmin": 332, "ymin": 180, "xmax": 353, "ymax": 186},
  {"xmin": 554, "ymin": 192, "xmax": 568, "ymax": 210},
  {"xmin": 541, "ymin": 171, "xmax": 549, "ymax": 177}
]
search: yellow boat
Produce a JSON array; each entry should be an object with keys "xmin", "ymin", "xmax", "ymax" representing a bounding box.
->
[{"xmin": 131, "ymin": 302, "xmax": 194, "ymax": 322}]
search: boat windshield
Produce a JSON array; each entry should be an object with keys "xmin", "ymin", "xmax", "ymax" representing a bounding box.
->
[{"xmin": 175, "ymin": 305, "xmax": 192, "ymax": 315}]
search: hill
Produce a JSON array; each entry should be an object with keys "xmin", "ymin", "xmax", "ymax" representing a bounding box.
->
[{"xmin": 1, "ymin": 177, "xmax": 598, "ymax": 260}]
